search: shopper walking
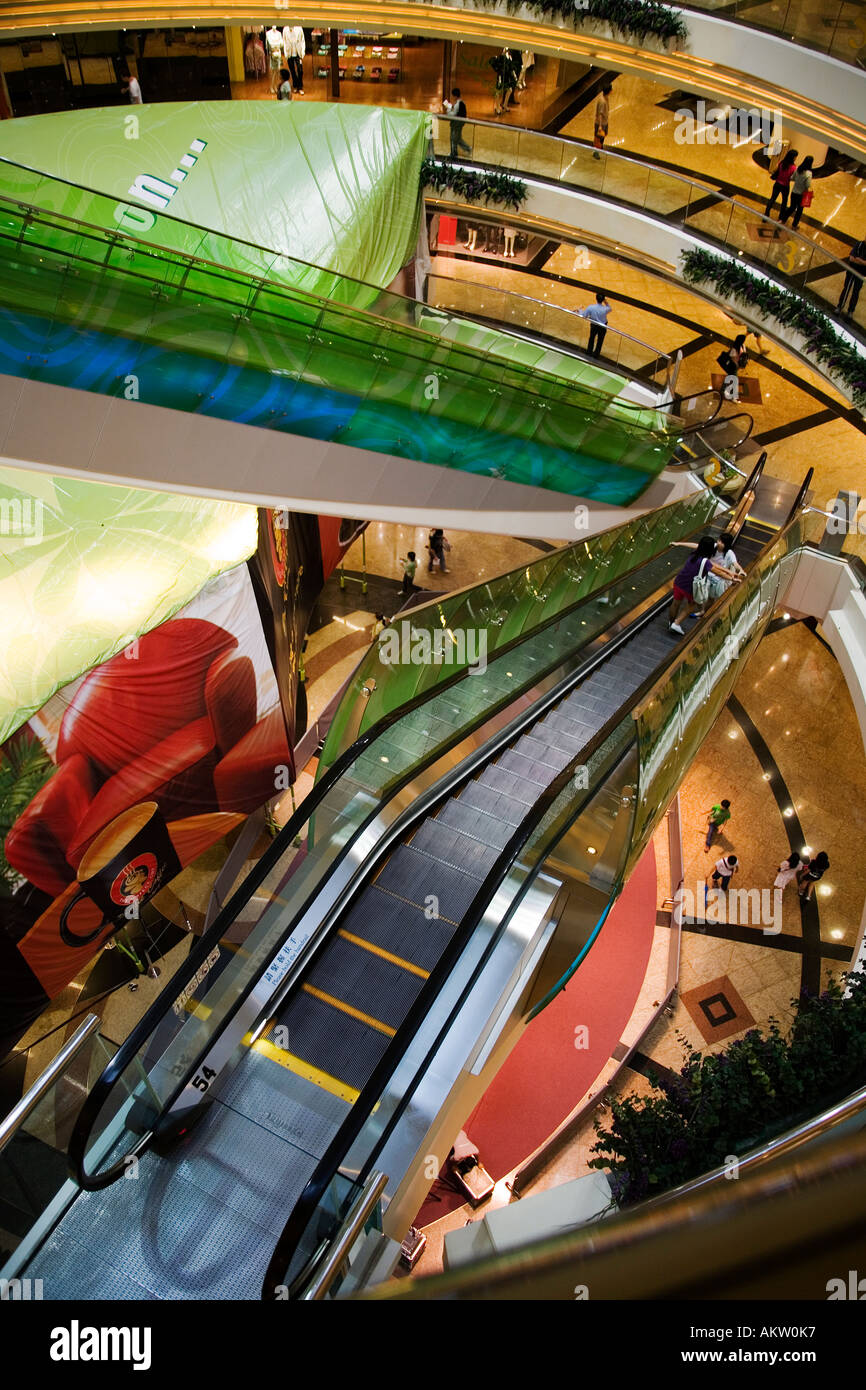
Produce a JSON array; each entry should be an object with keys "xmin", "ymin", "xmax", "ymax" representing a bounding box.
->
[
  {"xmin": 400, "ymin": 551, "xmax": 418, "ymax": 594},
  {"xmin": 593, "ymin": 85, "xmax": 613, "ymax": 158},
  {"xmin": 444, "ymin": 88, "xmax": 471, "ymax": 158},
  {"xmin": 427, "ymin": 528, "xmax": 450, "ymax": 573},
  {"xmin": 709, "ymin": 853, "xmax": 739, "ymax": 894},
  {"xmin": 774, "ymin": 851, "xmax": 801, "ymax": 890},
  {"xmin": 837, "ymin": 236, "xmax": 866, "ymax": 319},
  {"xmin": 797, "ymin": 850, "xmax": 829, "ymax": 900},
  {"xmin": 782, "ymin": 155, "xmax": 814, "ymax": 231},
  {"xmin": 122, "ymin": 72, "xmax": 142, "ymax": 103},
  {"xmin": 579, "ymin": 291, "xmax": 612, "ymax": 358},
  {"xmin": 669, "ymin": 536, "xmax": 741, "ymax": 634},
  {"xmin": 704, "ymin": 799, "xmax": 732, "ymax": 851},
  {"xmin": 764, "ymin": 149, "xmax": 798, "ymax": 221}
]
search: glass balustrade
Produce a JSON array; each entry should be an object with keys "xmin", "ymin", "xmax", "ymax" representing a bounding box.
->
[
  {"xmin": 0, "ymin": 156, "xmax": 681, "ymax": 506},
  {"xmin": 319, "ymin": 489, "xmax": 720, "ymax": 768},
  {"xmin": 431, "ymin": 119, "xmax": 865, "ymax": 335},
  {"xmin": 631, "ymin": 515, "xmax": 804, "ymax": 862}
]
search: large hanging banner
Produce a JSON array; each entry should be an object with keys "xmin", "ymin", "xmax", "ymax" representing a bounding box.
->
[
  {"xmin": 0, "ymin": 564, "xmax": 289, "ymax": 1056},
  {"xmin": 0, "ymin": 102, "xmax": 428, "ymax": 304}
]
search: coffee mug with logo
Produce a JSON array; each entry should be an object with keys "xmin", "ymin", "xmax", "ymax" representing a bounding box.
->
[{"xmin": 59, "ymin": 802, "xmax": 181, "ymax": 947}]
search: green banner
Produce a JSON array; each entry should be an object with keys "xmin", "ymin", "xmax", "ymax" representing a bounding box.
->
[{"xmin": 0, "ymin": 102, "xmax": 427, "ymax": 295}]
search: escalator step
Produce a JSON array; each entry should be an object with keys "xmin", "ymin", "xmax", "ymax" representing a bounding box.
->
[
  {"xmin": 515, "ymin": 734, "xmax": 572, "ymax": 769},
  {"xmin": 276, "ymin": 990, "xmax": 391, "ymax": 1094},
  {"xmin": 498, "ymin": 749, "xmax": 553, "ymax": 785},
  {"xmin": 375, "ymin": 844, "xmax": 482, "ymax": 920},
  {"xmin": 437, "ymin": 799, "xmax": 516, "ymax": 849},
  {"xmin": 476, "ymin": 764, "xmax": 541, "ymax": 805},
  {"xmin": 458, "ymin": 781, "xmax": 525, "ymax": 826},
  {"xmin": 340, "ymin": 885, "xmax": 457, "ymax": 971},
  {"xmin": 304, "ymin": 934, "xmax": 426, "ymax": 1030},
  {"xmin": 535, "ymin": 720, "xmax": 594, "ymax": 754},
  {"xmin": 410, "ymin": 819, "xmax": 501, "ymax": 878}
]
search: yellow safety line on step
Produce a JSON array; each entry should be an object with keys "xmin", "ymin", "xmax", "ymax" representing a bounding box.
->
[
  {"xmin": 371, "ymin": 881, "xmax": 460, "ymax": 927},
  {"xmin": 302, "ymin": 983, "xmax": 395, "ymax": 1037},
  {"xmin": 252, "ymin": 1037, "xmax": 359, "ymax": 1105},
  {"xmin": 338, "ymin": 929, "xmax": 429, "ymax": 980}
]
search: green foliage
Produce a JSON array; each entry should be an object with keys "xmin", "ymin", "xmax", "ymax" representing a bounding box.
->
[
  {"xmin": 591, "ymin": 970, "xmax": 866, "ymax": 1205},
  {"xmin": 474, "ymin": 0, "xmax": 688, "ymax": 45},
  {"xmin": 681, "ymin": 247, "xmax": 866, "ymax": 408},
  {"xmin": 0, "ymin": 730, "xmax": 56, "ymax": 897},
  {"xmin": 421, "ymin": 158, "xmax": 527, "ymax": 212}
]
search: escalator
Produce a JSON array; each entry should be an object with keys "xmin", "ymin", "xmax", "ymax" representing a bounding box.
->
[
  {"xmin": 5, "ymin": 469, "xmax": 809, "ymax": 1300},
  {"xmin": 0, "ymin": 157, "xmax": 689, "ymax": 507}
]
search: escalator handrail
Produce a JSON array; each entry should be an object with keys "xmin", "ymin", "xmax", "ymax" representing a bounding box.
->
[
  {"xmin": 262, "ymin": 504, "xmax": 807, "ymax": 1299},
  {"xmin": 675, "ymin": 388, "xmax": 725, "ymax": 437},
  {"xmin": 66, "ymin": 492, "xmax": 723, "ymax": 1187},
  {"xmin": 0, "ymin": 169, "xmax": 678, "ymax": 434}
]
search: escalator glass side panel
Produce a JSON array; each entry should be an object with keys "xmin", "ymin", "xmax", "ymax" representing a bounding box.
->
[
  {"xmin": 630, "ymin": 517, "xmax": 803, "ymax": 869},
  {"xmin": 321, "ymin": 490, "xmax": 720, "ymax": 766},
  {"xmin": 0, "ymin": 1028, "xmax": 117, "ymax": 1275}
]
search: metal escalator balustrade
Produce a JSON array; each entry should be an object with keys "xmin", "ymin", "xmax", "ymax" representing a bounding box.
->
[
  {"xmin": 66, "ymin": 490, "xmax": 725, "ymax": 1189},
  {"xmin": 261, "ymin": 497, "xmax": 804, "ymax": 1299}
]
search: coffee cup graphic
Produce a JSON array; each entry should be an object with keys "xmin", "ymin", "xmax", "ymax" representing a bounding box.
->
[{"xmin": 59, "ymin": 802, "xmax": 181, "ymax": 947}]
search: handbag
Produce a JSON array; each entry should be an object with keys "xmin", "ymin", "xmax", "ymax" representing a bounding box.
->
[
  {"xmin": 801, "ymin": 188, "xmax": 813, "ymax": 207},
  {"xmin": 691, "ymin": 558, "xmax": 712, "ymax": 606}
]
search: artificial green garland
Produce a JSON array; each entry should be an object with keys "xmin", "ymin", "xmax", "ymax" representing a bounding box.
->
[{"xmin": 681, "ymin": 247, "xmax": 866, "ymax": 407}]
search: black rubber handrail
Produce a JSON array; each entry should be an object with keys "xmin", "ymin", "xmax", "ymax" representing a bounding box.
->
[
  {"xmin": 262, "ymin": 492, "xmax": 808, "ymax": 1299},
  {"xmin": 66, "ymin": 492, "xmax": 724, "ymax": 1187}
]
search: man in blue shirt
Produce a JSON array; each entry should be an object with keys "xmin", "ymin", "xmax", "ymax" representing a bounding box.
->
[{"xmin": 579, "ymin": 291, "xmax": 612, "ymax": 358}]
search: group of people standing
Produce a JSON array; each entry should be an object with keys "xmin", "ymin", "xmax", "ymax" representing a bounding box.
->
[
  {"xmin": 765, "ymin": 148, "xmax": 814, "ymax": 230},
  {"xmin": 399, "ymin": 528, "xmax": 451, "ymax": 593},
  {"xmin": 704, "ymin": 803, "xmax": 830, "ymax": 904}
]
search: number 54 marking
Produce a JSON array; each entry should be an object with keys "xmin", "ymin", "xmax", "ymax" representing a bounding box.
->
[{"xmin": 191, "ymin": 1065, "xmax": 216, "ymax": 1093}]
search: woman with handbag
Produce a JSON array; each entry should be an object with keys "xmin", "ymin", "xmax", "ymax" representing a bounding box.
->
[
  {"xmin": 782, "ymin": 155, "xmax": 814, "ymax": 231},
  {"xmin": 669, "ymin": 537, "xmax": 740, "ymax": 634},
  {"xmin": 764, "ymin": 149, "xmax": 798, "ymax": 221}
]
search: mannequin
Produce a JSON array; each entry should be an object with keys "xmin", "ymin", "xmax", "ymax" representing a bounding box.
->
[
  {"xmin": 282, "ymin": 25, "xmax": 306, "ymax": 94},
  {"xmin": 464, "ymin": 225, "xmax": 479, "ymax": 251},
  {"xmin": 243, "ymin": 28, "xmax": 267, "ymax": 78},
  {"xmin": 518, "ymin": 51, "xmax": 534, "ymax": 90},
  {"xmin": 266, "ymin": 26, "xmax": 285, "ymax": 94},
  {"xmin": 503, "ymin": 226, "xmax": 516, "ymax": 258}
]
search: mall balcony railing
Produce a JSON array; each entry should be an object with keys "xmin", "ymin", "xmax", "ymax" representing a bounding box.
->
[
  {"xmin": 355, "ymin": 1090, "xmax": 866, "ymax": 1300},
  {"xmin": 431, "ymin": 118, "xmax": 866, "ymax": 338},
  {"xmin": 681, "ymin": 0, "xmax": 866, "ymax": 68},
  {"xmin": 0, "ymin": 154, "xmax": 690, "ymax": 500},
  {"xmin": 425, "ymin": 269, "xmax": 673, "ymax": 388}
]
